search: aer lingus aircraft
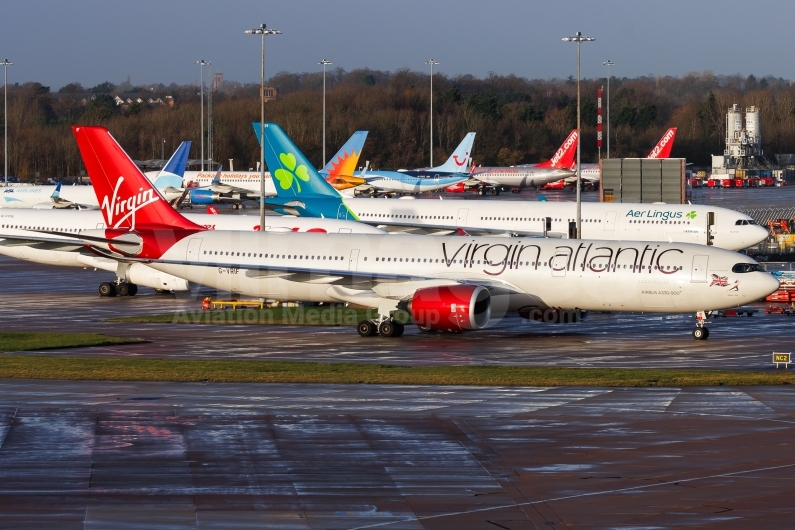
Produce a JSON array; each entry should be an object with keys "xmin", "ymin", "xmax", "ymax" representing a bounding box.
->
[
  {"xmin": 68, "ymin": 125, "xmax": 777, "ymax": 340},
  {"xmin": 257, "ymin": 124, "xmax": 767, "ymax": 250}
]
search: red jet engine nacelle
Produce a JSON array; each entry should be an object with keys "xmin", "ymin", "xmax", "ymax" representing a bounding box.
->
[{"xmin": 408, "ymin": 284, "xmax": 491, "ymax": 332}]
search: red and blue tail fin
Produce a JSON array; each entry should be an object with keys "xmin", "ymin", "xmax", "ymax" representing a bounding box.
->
[{"xmin": 73, "ymin": 126, "xmax": 202, "ymax": 232}]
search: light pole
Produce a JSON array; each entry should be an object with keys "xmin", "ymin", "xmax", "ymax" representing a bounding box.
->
[
  {"xmin": 319, "ymin": 59, "xmax": 332, "ymax": 166},
  {"xmin": 1, "ymin": 59, "xmax": 11, "ymax": 186},
  {"xmin": 562, "ymin": 32, "xmax": 594, "ymax": 239},
  {"xmin": 161, "ymin": 138, "xmax": 165, "ymax": 167},
  {"xmin": 196, "ymin": 60, "xmax": 209, "ymax": 171},
  {"xmin": 425, "ymin": 59, "xmax": 439, "ymax": 167},
  {"xmin": 245, "ymin": 23, "xmax": 281, "ymax": 230},
  {"xmin": 603, "ymin": 60, "xmax": 614, "ymax": 159}
]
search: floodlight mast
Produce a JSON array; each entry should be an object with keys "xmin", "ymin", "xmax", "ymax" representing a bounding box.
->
[
  {"xmin": 319, "ymin": 59, "xmax": 332, "ymax": 166},
  {"xmin": 603, "ymin": 60, "xmax": 614, "ymax": 159},
  {"xmin": 245, "ymin": 23, "xmax": 281, "ymax": 229},
  {"xmin": 196, "ymin": 60, "xmax": 209, "ymax": 171},
  {"xmin": 562, "ymin": 32, "xmax": 595, "ymax": 239},
  {"xmin": 425, "ymin": 59, "xmax": 439, "ymax": 167},
  {"xmin": 1, "ymin": 59, "xmax": 12, "ymax": 186}
]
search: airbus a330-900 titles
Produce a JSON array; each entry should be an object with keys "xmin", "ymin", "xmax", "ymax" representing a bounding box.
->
[{"xmin": 68, "ymin": 125, "xmax": 778, "ymax": 340}]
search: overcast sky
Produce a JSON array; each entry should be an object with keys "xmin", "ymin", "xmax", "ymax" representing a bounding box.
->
[{"xmin": 2, "ymin": 0, "xmax": 793, "ymax": 89}]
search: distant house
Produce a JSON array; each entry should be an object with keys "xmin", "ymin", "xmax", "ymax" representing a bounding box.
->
[
  {"xmin": 114, "ymin": 95, "xmax": 125, "ymax": 106},
  {"xmin": 164, "ymin": 95, "xmax": 174, "ymax": 107},
  {"xmin": 263, "ymin": 86, "xmax": 278, "ymax": 102}
]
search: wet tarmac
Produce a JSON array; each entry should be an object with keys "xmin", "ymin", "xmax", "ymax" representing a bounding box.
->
[
  {"xmin": 1, "ymin": 380, "xmax": 794, "ymax": 529},
  {"xmin": 0, "ymin": 256, "xmax": 792, "ymax": 370}
]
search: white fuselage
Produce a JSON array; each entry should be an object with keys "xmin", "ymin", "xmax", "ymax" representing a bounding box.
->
[
  {"xmin": 355, "ymin": 171, "xmax": 468, "ymax": 193},
  {"xmin": 0, "ymin": 184, "xmax": 99, "ymax": 209},
  {"xmin": 147, "ymin": 231, "xmax": 778, "ymax": 314},
  {"xmin": 163, "ymin": 171, "xmax": 278, "ymax": 197},
  {"xmin": 342, "ymin": 199, "xmax": 768, "ymax": 251},
  {"xmin": 471, "ymin": 167, "xmax": 573, "ymax": 188}
]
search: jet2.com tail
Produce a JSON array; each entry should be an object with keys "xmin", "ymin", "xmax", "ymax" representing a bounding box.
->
[
  {"xmin": 536, "ymin": 130, "xmax": 578, "ymax": 169},
  {"xmin": 259, "ymin": 123, "xmax": 355, "ymax": 220},
  {"xmin": 646, "ymin": 127, "xmax": 677, "ymax": 159}
]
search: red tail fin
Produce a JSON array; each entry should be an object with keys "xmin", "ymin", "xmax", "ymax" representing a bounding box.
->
[
  {"xmin": 73, "ymin": 126, "xmax": 202, "ymax": 231},
  {"xmin": 536, "ymin": 130, "xmax": 578, "ymax": 168},
  {"xmin": 646, "ymin": 127, "xmax": 677, "ymax": 159}
]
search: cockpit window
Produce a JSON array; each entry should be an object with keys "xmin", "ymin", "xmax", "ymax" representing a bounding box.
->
[
  {"xmin": 735, "ymin": 219, "xmax": 757, "ymax": 225},
  {"xmin": 732, "ymin": 263, "xmax": 764, "ymax": 273}
]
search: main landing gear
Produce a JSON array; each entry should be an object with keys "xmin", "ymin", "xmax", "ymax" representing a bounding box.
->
[
  {"xmin": 477, "ymin": 186, "xmax": 501, "ymax": 196},
  {"xmin": 99, "ymin": 280, "xmax": 138, "ymax": 297},
  {"xmin": 357, "ymin": 318, "xmax": 405, "ymax": 338},
  {"xmin": 692, "ymin": 310, "xmax": 710, "ymax": 340}
]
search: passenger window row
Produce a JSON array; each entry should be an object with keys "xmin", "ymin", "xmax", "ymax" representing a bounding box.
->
[
  {"xmin": 202, "ymin": 250, "xmax": 344, "ymax": 261},
  {"xmin": 1, "ymin": 224, "xmax": 79, "ymax": 232},
  {"xmin": 629, "ymin": 220, "xmax": 689, "ymax": 225}
]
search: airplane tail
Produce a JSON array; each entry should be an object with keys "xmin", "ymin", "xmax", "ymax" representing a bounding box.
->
[
  {"xmin": 429, "ymin": 132, "xmax": 476, "ymax": 173},
  {"xmin": 260, "ymin": 123, "xmax": 356, "ymax": 219},
  {"xmin": 536, "ymin": 130, "xmax": 578, "ymax": 169},
  {"xmin": 72, "ymin": 126, "xmax": 202, "ymax": 232},
  {"xmin": 152, "ymin": 141, "xmax": 192, "ymax": 188},
  {"xmin": 646, "ymin": 127, "xmax": 677, "ymax": 159}
]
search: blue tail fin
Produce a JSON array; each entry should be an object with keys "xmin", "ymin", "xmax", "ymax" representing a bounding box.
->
[
  {"xmin": 153, "ymin": 141, "xmax": 192, "ymax": 188},
  {"xmin": 51, "ymin": 182, "xmax": 62, "ymax": 199},
  {"xmin": 259, "ymin": 123, "xmax": 356, "ymax": 219},
  {"xmin": 429, "ymin": 132, "xmax": 476, "ymax": 172}
]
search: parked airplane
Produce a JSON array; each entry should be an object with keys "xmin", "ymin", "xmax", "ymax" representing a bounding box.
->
[
  {"xmin": 0, "ymin": 141, "xmax": 193, "ymax": 209},
  {"xmin": 540, "ymin": 127, "xmax": 678, "ymax": 190},
  {"xmin": 164, "ymin": 131, "xmax": 369, "ymax": 206},
  {"xmin": 259, "ymin": 124, "xmax": 767, "ymax": 251},
  {"xmin": 465, "ymin": 130, "xmax": 577, "ymax": 194},
  {"xmin": 69, "ymin": 125, "xmax": 778, "ymax": 340}
]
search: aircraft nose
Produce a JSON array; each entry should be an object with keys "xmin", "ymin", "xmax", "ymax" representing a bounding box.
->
[
  {"xmin": 753, "ymin": 272, "xmax": 780, "ymax": 301},
  {"xmin": 750, "ymin": 225, "xmax": 769, "ymax": 246}
]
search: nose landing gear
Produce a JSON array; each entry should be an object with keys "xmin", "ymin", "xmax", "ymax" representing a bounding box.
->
[{"xmin": 693, "ymin": 310, "xmax": 710, "ymax": 340}]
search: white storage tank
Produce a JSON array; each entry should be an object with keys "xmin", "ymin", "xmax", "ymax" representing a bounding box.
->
[{"xmin": 746, "ymin": 106, "xmax": 761, "ymax": 151}]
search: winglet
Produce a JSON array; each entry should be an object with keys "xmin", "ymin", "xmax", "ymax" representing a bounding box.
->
[{"xmin": 51, "ymin": 182, "xmax": 62, "ymax": 199}]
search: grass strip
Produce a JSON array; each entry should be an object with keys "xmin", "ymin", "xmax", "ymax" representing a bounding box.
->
[
  {"xmin": 0, "ymin": 332, "xmax": 145, "ymax": 352},
  {"xmin": 106, "ymin": 307, "xmax": 411, "ymax": 327},
  {"xmin": 0, "ymin": 356, "xmax": 793, "ymax": 386}
]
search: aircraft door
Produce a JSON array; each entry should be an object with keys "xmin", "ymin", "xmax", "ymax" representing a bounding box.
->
[
  {"xmin": 96, "ymin": 223, "xmax": 105, "ymax": 229},
  {"xmin": 605, "ymin": 211, "xmax": 617, "ymax": 231},
  {"xmin": 456, "ymin": 208, "xmax": 469, "ymax": 226},
  {"xmin": 691, "ymin": 255, "xmax": 708, "ymax": 282},
  {"xmin": 186, "ymin": 238, "xmax": 203, "ymax": 261},
  {"xmin": 551, "ymin": 253, "xmax": 568, "ymax": 277},
  {"xmin": 348, "ymin": 249, "xmax": 360, "ymax": 271},
  {"xmin": 707, "ymin": 211, "xmax": 715, "ymax": 246},
  {"xmin": 337, "ymin": 204, "xmax": 349, "ymax": 220}
]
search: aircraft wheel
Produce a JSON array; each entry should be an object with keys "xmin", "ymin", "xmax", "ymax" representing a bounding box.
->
[
  {"xmin": 417, "ymin": 325, "xmax": 434, "ymax": 333},
  {"xmin": 357, "ymin": 320, "xmax": 377, "ymax": 337},
  {"xmin": 99, "ymin": 282, "xmax": 117, "ymax": 297},
  {"xmin": 127, "ymin": 283, "xmax": 138, "ymax": 296},
  {"xmin": 378, "ymin": 320, "xmax": 398, "ymax": 337},
  {"xmin": 393, "ymin": 321, "xmax": 405, "ymax": 337},
  {"xmin": 692, "ymin": 327, "xmax": 709, "ymax": 340},
  {"xmin": 116, "ymin": 283, "xmax": 130, "ymax": 297}
]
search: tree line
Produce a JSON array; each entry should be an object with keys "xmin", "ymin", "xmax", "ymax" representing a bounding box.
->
[{"xmin": 2, "ymin": 69, "xmax": 795, "ymax": 181}]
